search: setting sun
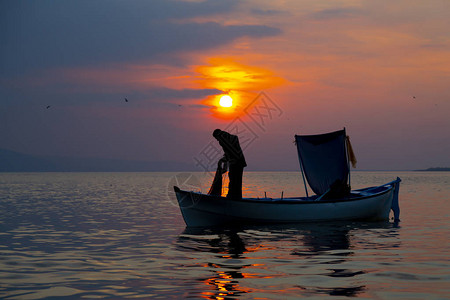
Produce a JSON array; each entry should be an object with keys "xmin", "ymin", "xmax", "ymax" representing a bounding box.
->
[
  {"xmin": 196, "ymin": 58, "xmax": 286, "ymax": 119},
  {"xmin": 219, "ymin": 95, "xmax": 233, "ymax": 107}
]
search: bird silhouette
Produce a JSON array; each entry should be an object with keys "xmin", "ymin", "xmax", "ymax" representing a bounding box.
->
[
  {"xmin": 125, "ymin": 98, "xmax": 128, "ymax": 102},
  {"xmin": 46, "ymin": 106, "xmax": 51, "ymax": 109}
]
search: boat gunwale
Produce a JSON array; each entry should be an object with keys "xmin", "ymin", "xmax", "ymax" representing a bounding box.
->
[{"xmin": 175, "ymin": 183, "xmax": 395, "ymax": 205}]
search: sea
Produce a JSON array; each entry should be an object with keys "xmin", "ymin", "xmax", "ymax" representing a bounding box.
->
[{"xmin": 0, "ymin": 171, "xmax": 449, "ymax": 299}]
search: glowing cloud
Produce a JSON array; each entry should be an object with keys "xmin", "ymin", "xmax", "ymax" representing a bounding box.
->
[{"xmin": 195, "ymin": 58, "xmax": 286, "ymax": 118}]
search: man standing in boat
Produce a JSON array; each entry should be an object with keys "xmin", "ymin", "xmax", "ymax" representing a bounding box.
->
[{"xmin": 212, "ymin": 129, "xmax": 247, "ymax": 199}]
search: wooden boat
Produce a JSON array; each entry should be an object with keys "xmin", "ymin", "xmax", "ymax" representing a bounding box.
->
[{"xmin": 174, "ymin": 129, "xmax": 401, "ymax": 227}]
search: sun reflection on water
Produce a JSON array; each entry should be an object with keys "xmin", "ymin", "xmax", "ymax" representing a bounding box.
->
[
  {"xmin": 2, "ymin": 172, "xmax": 447, "ymax": 299},
  {"xmin": 175, "ymin": 221, "xmax": 401, "ymax": 299}
]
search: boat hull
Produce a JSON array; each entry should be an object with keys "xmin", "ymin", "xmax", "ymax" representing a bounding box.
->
[{"xmin": 174, "ymin": 178, "xmax": 401, "ymax": 227}]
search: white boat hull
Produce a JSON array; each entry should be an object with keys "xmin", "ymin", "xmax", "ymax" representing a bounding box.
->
[{"xmin": 174, "ymin": 178, "xmax": 401, "ymax": 227}]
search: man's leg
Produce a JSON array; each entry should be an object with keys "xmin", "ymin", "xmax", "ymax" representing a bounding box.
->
[{"xmin": 227, "ymin": 165, "xmax": 243, "ymax": 199}]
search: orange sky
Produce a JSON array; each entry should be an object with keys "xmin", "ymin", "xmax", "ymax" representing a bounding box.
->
[
  {"xmin": 1, "ymin": 0, "xmax": 449, "ymax": 170},
  {"xmin": 195, "ymin": 57, "xmax": 286, "ymax": 119}
]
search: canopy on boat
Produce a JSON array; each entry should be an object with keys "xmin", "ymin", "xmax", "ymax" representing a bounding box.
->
[{"xmin": 295, "ymin": 129, "xmax": 350, "ymax": 196}]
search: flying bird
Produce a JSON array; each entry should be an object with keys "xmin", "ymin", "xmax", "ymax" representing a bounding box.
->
[
  {"xmin": 125, "ymin": 98, "xmax": 128, "ymax": 102},
  {"xmin": 46, "ymin": 105, "xmax": 51, "ymax": 109}
]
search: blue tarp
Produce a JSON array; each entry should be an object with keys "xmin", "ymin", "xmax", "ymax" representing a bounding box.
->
[{"xmin": 295, "ymin": 129, "xmax": 349, "ymax": 196}]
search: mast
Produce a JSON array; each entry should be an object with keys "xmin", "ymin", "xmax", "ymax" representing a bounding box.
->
[
  {"xmin": 344, "ymin": 127, "xmax": 351, "ymax": 188},
  {"xmin": 295, "ymin": 136, "xmax": 309, "ymax": 197}
]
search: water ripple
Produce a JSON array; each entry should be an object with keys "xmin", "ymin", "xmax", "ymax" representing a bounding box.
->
[{"xmin": 1, "ymin": 172, "xmax": 449, "ymax": 299}]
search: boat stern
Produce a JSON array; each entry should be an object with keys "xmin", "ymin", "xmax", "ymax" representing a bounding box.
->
[{"xmin": 390, "ymin": 177, "xmax": 401, "ymax": 222}]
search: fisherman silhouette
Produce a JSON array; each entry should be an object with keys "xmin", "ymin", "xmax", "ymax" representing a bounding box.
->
[{"xmin": 211, "ymin": 129, "xmax": 247, "ymax": 199}]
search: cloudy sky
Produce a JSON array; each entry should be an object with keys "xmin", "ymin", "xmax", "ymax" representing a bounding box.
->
[{"xmin": 1, "ymin": 0, "xmax": 449, "ymax": 171}]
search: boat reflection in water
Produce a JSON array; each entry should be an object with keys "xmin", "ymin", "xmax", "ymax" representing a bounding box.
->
[{"xmin": 176, "ymin": 221, "xmax": 401, "ymax": 299}]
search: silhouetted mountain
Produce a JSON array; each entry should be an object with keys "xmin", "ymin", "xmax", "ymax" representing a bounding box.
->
[{"xmin": 0, "ymin": 149, "xmax": 194, "ymax": 172}]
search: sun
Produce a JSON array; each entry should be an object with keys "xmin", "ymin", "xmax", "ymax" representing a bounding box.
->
[{"xmin": 219, "ymin": 95, "xmax": 233, "ymax": 107}]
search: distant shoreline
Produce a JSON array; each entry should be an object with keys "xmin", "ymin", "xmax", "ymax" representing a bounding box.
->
[
  {"xmin": 1, "ymin": 148, "xmax": 449, "ymax": 172},
  {"xmin": 414, "ymin": 167, "xmax": 450, "ymax": 172}
]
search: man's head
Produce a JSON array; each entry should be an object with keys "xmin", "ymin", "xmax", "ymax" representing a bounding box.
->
[{"xmin": 213, "ymin": 129, "xmax": 222, "ymax": 140}]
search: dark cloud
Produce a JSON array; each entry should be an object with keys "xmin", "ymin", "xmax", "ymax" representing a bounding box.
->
[
  {"xmin": 1, "ymin": 0, "xmax": 281, "ymax": 76},
  {"xmin": 0, "ymin": 85, "xmax": 222, "ymax": 107},
  {"xmin": 142, "ymin": 87, "xmax": 222, "ymax": 101}
]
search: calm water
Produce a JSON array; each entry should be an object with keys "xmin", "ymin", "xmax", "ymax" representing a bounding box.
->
[{"xmin": 0, "ymin": 171, "xmax": 449, "ymax": 299}]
